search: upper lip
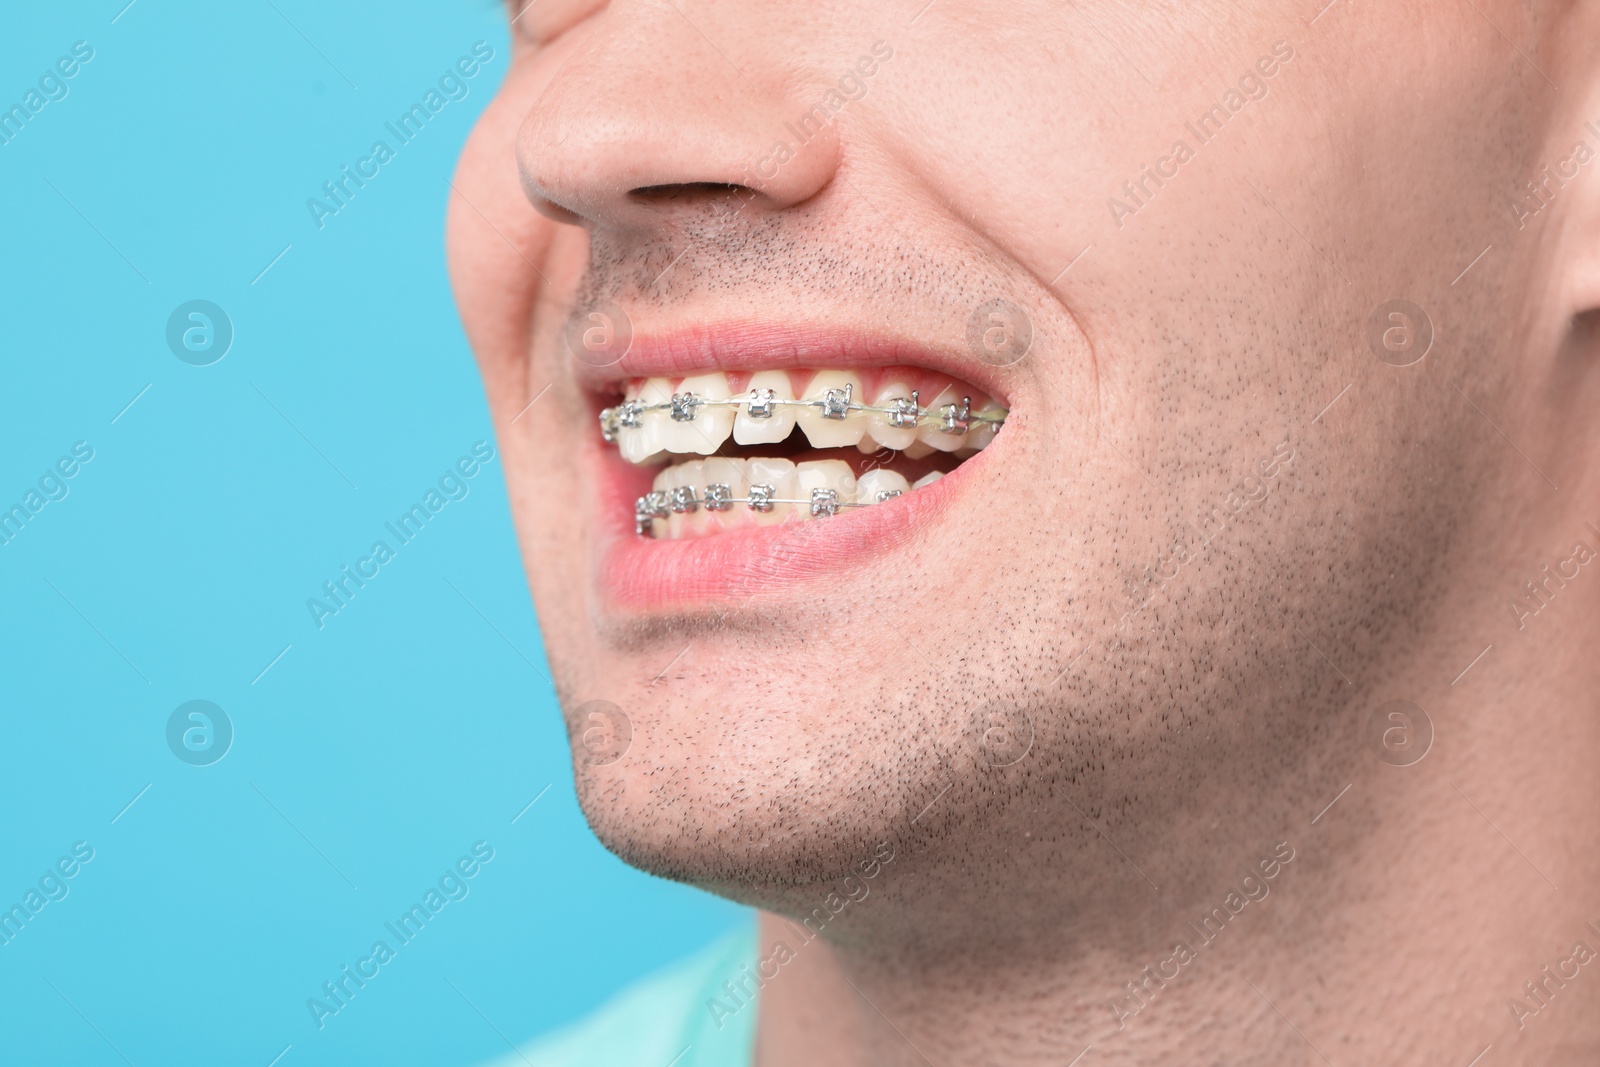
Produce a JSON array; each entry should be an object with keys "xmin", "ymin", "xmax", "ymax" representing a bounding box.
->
[{"xmin": 571, "ymin": 319, "xmax": 1015, "ymax": 402}]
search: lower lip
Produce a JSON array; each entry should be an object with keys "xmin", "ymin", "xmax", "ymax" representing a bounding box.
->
[{"xmin": 592, "ymin": 442, "xmax": 988, "ymax": 610}]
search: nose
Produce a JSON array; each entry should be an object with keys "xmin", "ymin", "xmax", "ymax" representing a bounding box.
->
[{"xmin": 515, "ymin": 7, "xmax": 841, "ymax": 228}]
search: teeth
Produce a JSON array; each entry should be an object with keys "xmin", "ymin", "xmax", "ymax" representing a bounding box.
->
[
  {"xmin": 632, "ymin": 455, "xmax": 952, "ymax": 538},
  {"xmin": 796, "ymin": 459, "xmax": 857, "ymax": 517},
  {"xmin": 701, "ymin": 456, "xmax": 746, "ymax": 526},
  {"xmin": 635, "ymin": 488, "xmax": 669, "ymax": 537},
  {"xmin": 863, "ymin": 381, "xmax": 919, "ymax": 452},
  {"xmin": 746, "ymin": 457, "xmax": 797, "ymax": 525},
  {"xmin": 605, "ymin": 362, "xmax": 1009, "ymax": 524},
  {"xmin": 663, "ymin": 373, "xmax": 735, "ymax": 455},
  {"xmin": 621, "ymin": 379, "xmax": 671, "ymax": 464},
  {"xmin": 916, "ymin": 386, "xmax": 967, "ymax": 453},
  {"xmin": 733, "ymin": 370, "xmax": 798, "ymax": 446},
  {"xmin": 664, "ymin": 460, "xmax": 704, "ymax": 538},
  {"xmin": 796, "ymin": 371, "xmax": 867, "ymax": 448},
  {"xmin": 965, "ymin": 400, "xmax": 1005, "ymax": 452},
  {"xmin": 856, "ymin": 468, "xmax": 910, "ymax": 504}
]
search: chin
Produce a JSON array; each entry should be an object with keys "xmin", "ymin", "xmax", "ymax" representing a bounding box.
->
[{"xmin": 560, "ymin": 676, "xmax": 958, "ymax": 895}]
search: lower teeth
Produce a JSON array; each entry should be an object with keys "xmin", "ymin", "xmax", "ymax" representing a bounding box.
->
[{"xmin": 634, "ymin": 465, "xmax": 942, "ymax": 538}]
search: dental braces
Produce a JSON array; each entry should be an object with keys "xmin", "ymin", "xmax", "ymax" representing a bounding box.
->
[
  {"xmin": 600, "ymin": 385, "xmax": 1005, "ymax": 444},
  {"xmin": 635, "ymin": 482, "xmax": 905, "ymax": 535}
]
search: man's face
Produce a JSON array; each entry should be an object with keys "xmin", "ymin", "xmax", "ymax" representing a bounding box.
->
[{"xmin": 449, "ymin": 0, "xmax": 1568, "ymax": 895}]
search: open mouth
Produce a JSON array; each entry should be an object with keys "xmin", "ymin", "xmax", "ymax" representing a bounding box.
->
[{"xmin": 597, "ymin": 367, "xmax": 1007, "ymax": 540}]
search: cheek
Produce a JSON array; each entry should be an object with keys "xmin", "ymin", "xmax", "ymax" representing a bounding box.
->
[{"xmin": 447, "ymin": 69, "xmax": 566, "ymax": 422}]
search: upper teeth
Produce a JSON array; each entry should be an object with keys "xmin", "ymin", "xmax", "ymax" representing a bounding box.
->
[{"xmin": 600, "ymin": 371, "xmax": 1006, "ymax": 461}]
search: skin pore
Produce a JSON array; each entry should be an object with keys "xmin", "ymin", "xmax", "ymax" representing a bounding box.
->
[{"xmin": 447, "ymin": 1, "xmax": 1600, "ymax": 1063}]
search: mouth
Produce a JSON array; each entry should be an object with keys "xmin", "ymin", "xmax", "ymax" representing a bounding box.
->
[
  {"xmin": 603, "ymin": 367, "xmax": 1005, "ymax": 539},
  {"xmin": 579, "ymin": 325, "xmax": 1012, "ymax": 606}
]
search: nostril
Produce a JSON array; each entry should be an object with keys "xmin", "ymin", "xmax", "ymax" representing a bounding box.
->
[{"xmin": 628, "ymin": 182, "xmax": 755, "ymax": 205}]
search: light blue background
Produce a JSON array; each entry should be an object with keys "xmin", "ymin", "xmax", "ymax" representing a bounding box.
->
[{"xmin": 0, "ymin": 3, "xmax": 744, "ymax": 1064}]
